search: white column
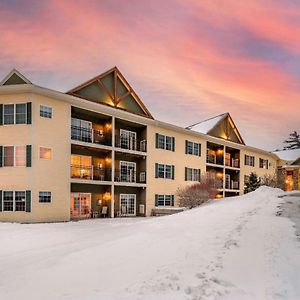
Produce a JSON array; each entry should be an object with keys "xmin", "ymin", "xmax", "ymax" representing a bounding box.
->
[{"xmin": 111, "ymin": 116, "xmax": 115, "ymax": 218}]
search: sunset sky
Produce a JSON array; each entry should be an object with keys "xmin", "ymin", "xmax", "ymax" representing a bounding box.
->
[{"xmin": 0, "ymin": 0, "xmax": 299, "ymax": 150}]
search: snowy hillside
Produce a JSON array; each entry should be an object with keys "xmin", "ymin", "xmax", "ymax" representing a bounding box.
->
[{"xmin": 0, "ymin": 187, "xmax": 299, "ymax": 300}]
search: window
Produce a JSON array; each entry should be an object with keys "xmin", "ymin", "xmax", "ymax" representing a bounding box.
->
[
  {"xmin": 155, "ymin": 195, "xmax": 174, "ymax": 206},
  {"xmin": 3, "ymin": 146, "xmax": 14, "ymax": 166},
  {"xmin": 40, "ymin": 147, "xmax": 52, "ymax": 160},
  {"xmin": 2, "ymin": 191, "xmax": 26, "ymax": 212},
  {"xmin": 185, "ymin": 141, "xmax": 201, "ymax": 156},
  {"xmin": 3, "ymin": 191, "xmax": 14, "ymax": 211},
  {"xmin": 155, "ymin": 133, "xmax": 175, "ymax": 151},
  {"xmin": 3, "ymin": 103, "xmax": 27, "ymax": 125},
  {"xmin": 245, "ymin": 155, "xmax": 255, "ymax": 167},
  {"xmin": 259, "ymin": 158, "xmax": 268, "ymax": 169},
  {"xmin": 15, "ymin": 146, "xmax": 26, "ymax": 166},
  {"xmin": 15, "ymin": 191, "xmax": 26, "ymax": 211},
  {"xmin": 156, "ymin": 163, "xmax": 174, "ymax": 179},
  {"xmin": 40, "ymin": 105, "xmax": 52, "ymax": 118},
  {"xmin": 3, "ymin": 104, "xmax": 14, "ymax": 124},
  {"xmin": 39, "ymin": 191, "xmax": 52, "ymax": 203},
  {"xmin": 185, "ymin": 167, "xmax": 201, "ymax": 181},
  {"xmin": 2, "ymin": 146, "xmax": 26, "ymax": 167},
  {"xmin": 15, "ymin": 104, "xmax": 27, "ymax": 124}
]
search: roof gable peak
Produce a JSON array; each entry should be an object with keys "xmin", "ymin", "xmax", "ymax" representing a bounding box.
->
[{"xmin": 0, "ymin": 69, "xmax": 32, "ymax": 86}]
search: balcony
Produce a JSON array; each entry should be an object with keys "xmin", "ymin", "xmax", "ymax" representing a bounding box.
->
[
  {"xmin": 71, "ymin": 126, "xmax": 112, "ymax": 146},
  {"xmin": 71, "ymin": 165, "xmax": 112, "ymax": 182},
  {"xmin": 115, "ymin": 135, "xmax": 147, "ymax": 152},
  {"xmin": 225, "ymin": 158, "xmax": 240, "ymax": 168},
  {"xmin": 114, "ymin": 170, "xmax": 146, "ymax": 183}
]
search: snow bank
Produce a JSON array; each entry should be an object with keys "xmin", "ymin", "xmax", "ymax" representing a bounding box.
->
[{"xmin": 0, "ymin": 188, "xmax": 299, "ymax": 300}]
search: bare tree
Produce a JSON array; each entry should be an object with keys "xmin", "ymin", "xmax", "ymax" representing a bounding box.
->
[
  {"xmin": 177, "ymin": 174, "xmax": 219, "ymax": 209},
  {"xmin": 260, "ymin": 172, "xmax": 284, "ymax": 189}
]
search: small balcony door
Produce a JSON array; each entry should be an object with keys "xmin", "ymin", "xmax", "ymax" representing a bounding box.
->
[
  {"xmin": 120, "ymin": 129, "xmax": 137, "ymax": 150},
  {"xmin": 70, "ymin": 193, "xmax": 91, "ymax": 218},
  {"xmin": 120, "ymin": 161, "xmax": 136, "ymax": 182},
  {"xmin": 120, "ymin": 194, "xmax": 136, "ymax": 216},
  {"xmin": 71, "ymin": 118, "xmax": 93, "ymax": 143},
  {"xmin": 71, "ymin": 155, "xmax": 92, "ymax": 179}
]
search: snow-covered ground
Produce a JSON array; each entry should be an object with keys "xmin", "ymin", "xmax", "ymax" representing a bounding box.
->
[{"xmin": 0, "ymin": 187, "xmax": 300, "ymax": 300}]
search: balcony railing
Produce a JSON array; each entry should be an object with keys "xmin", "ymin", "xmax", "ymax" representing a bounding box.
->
[
  {"xmin": 225, "ymin": 180, "xmax": 239, "ymax": 190},
  {"xmin": 206, "ymin": 154, "xmax": 224, "ymax": 165},
  {"xmin": 114, "ymin": 170, "xmax": 146, "ymax": 183},
  {"xmin": 71, "ymin": 165, "xmax": 112, "ymax": 181},
  {"xmin": 71, "ymin": 126, "xmax": 112, "ymax": 146},
  {"xmin": 225, "ymin": 158, "xmax": 240, "ymax": 168},
  {"xmin": 115, "ymin": 135, "xmax": 147, "ymax": 152}
]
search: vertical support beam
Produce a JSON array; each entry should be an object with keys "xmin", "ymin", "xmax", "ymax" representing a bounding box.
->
[
  {"xmin": 223, "ymin": 145, "xmax": 226, "ymax": 197},
  {"xmin": 114, "ymin": 69, "xmax": 117, "ymax": 102},
  {"xmin": 111, "ymin": 116, "xmax": 116, "ymax": 218}
]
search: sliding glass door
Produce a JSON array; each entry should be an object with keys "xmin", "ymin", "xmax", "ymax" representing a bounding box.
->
[{"xmin": 70, "ymin": 193, "xmax": 91, "ymax": 218}]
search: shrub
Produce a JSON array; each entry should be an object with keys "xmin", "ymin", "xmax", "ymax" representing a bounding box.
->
[
  {"xmin": 244, "ymin": 172, "xmax": 260, "ymax": 193},
  {"xmin": 177, "ymin": 175, "xmax": 219, "ymax": 208}
]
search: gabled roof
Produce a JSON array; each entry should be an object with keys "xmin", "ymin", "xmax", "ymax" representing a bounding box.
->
[
  {"xmin": 187, "ymin": 112, "xmax": 245, "ymax": 145},
  {"xmin": 187, "ymin": 113, "xmax": 227, "ymax": 134},
  {"xmin": 0, "ymin": 69, "xmax": 32, "ymax": 86},
  {"xmin": 67, "ymin": 67, "xmax": 153, "ymax": 119},
  {"xmin": 273, "ymin": 149, "xmax": 300, "ymax": 163}
]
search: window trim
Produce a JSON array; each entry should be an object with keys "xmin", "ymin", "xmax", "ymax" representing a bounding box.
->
[
  {"xmin": 156, "ymin": 163, "xmax": 174, "ymax": 179},
  {"xmin": 156, "ymin": 133, "xmax": 175, "ymax": 151},
  {"xmin": 39, "ymin": 191, "xmax": 52, "ymax": 203},
  {"xmin": 2, "ymin": 145, "xmax": 26, "ymax": 167},
  {"xmin": 40, "ymin": 104, "xmax": 53, "ymax": 119},
  {"xmin": 185, "ymin": 140, "xmax": 201, "ymax": 156},
  {"xmin": 2, "ymin": 190, "xmax": 26, "ymax": 212},
  {"xmin": 259, "ymin": 158, "xmax": 269, "ymax": 169},
  {"xmin": 39, "ymin": 146, "xmax": 53, "ymax": 160},
  {"xmin": 185, "ymin": 167, "xmax": 201, "ymax": 181},
  {"xmin": 155, "ymin": 194, "xmax": 174, "ymax": 207},
  {"xmin": 245, "ymin": 154, "xmax": 255, "ymax": 167},
  {"xmin": 3, "ymin": 103, "xmax": 27, "ymax": 125}
]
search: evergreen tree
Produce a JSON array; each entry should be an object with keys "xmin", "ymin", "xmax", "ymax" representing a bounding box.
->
[
  {"xmin": 283, "ymin": 131, "xmax": 300, "ymax": 150},
  {"xmin": 244, "ymin": 172, "xmax": 261, "ymax": 193}
]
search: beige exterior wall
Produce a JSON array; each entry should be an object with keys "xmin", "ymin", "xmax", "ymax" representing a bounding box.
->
[
  {"xmin": 0, "ymin": 86, "xmax": 280, "ymax": 222},
  {"xmin": 0, "ymin": 93, "xmax": 71, "ymax": 222}
]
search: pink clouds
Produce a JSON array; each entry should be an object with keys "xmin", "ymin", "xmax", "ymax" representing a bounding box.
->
[{"xmin": 0, "ymin": 0, "xmax": 299, "ymax": 150}]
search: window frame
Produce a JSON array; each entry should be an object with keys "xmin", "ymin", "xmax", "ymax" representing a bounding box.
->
[
  {"xmin": 39, "ymin": 146, "xmax": 52, "ymax": 160},
  {"xmin": 157, "ymin": 163, "xmax": 173, "ymax": 179},
  {"xmin": 39, "ymin": 191, "xmax": 52, "ymax": 203},
  {"xmin": 186, "ymin": 167, "xmax": 201, "ymax": 181},
  {"xmin": 185, "ymin": 140, "xmax": 201, "ymax": 156},
  {"xmin": 3, "ymin": 103, "xmax": 27, "ymax": 125},
  {"xmin": 2, "ymin": 190, "xmax": 26, "ymax": 212},
  {"xmin": 156, "ymin": 133, "xmax": 174, "ymax": 151},
  {"xmin": 2, "ymin": 145, "xmax": 26, "ymax": 167},
  {"xmin": 245, "ymin": 155, "xmax": 255, "ymax": 167},
  {"xmin": 40, "ymin": 105, "xmax": 53, "ymax": 119},
  {"xmin": 156, "ymin": 194, "xmax": 174, "ymax": 207},
  {"xmin": 259, "ymin": 158, "xmax": 268, "ymax": 169}
]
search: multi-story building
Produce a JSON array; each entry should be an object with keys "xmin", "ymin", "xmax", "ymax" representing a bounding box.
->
[{"xmin": 0, "ymin": 67, "xmax": 295, "ymax": 223}]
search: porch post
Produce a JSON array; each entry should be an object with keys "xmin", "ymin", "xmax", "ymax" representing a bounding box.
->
[{"xmin": 111, "ymin": 116, "xmax": 115, "ymax": 218}]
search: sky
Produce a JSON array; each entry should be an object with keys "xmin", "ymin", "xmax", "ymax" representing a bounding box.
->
[{"xmin": 0, "ymin": 0, "xmax": 299, "ymax": 150}]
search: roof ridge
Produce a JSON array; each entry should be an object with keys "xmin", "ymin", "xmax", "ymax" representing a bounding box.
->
[{"xmin": 186, "ymin": 112, "xmax": 228, "ymax": 129}]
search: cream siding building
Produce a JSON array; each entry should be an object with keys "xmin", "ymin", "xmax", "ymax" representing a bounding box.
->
[{"xmin": 0, "ymin": 68, "xmax": 294, "ymax": 223}]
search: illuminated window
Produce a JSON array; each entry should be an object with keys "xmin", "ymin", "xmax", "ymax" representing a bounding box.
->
[{"xmin": 40, "ymin": 147, "xmax": 52, "ymax": 160}]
